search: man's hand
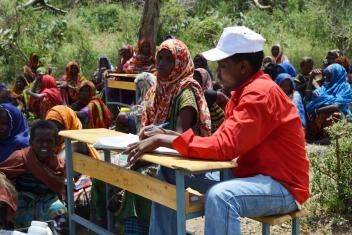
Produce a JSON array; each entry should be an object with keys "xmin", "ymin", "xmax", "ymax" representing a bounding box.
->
[{"xmin": 123, "ymin": 135, "xmax": 160, "ymax": 168}]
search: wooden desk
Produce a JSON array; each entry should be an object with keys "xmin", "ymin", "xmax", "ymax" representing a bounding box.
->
[
  {"xmin": 107, "ymin": 72, "xmax": 138, "ymax": 79},
  {"xmin": 60, "ymin": 129, "xmax": 236, "ymax": 235},
  {"xmin": 105, "ymin": 73, "xmax": 138, "ymax": 108}
]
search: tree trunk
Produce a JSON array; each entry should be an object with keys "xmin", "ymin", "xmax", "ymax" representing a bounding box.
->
[{"xmin": 138, "ymin": 0, "xmax": 160, "ymax": 54}]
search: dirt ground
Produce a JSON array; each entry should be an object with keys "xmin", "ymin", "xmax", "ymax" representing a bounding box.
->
[{"xmin": 187, "ymin": 210, "xmax": 352, "ymax": 235}]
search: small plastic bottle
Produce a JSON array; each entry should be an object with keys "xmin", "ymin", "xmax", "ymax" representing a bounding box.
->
[{"xmin": 27, "ymin": 221, "xmax": 53, "ymax": 235}]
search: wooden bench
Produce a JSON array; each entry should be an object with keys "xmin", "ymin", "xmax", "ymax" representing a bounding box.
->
[
  {"xmin": 161, "ymin": 184, "xmax": 309, "ymax": 235},
  {"xmin": 249, "ymin": 209, "xmax": 309, "ymax": 235}
]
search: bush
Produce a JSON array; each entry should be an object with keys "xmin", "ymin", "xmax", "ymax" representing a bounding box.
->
[{"xmin": 310, "ymin": 119, "xmax": 352, "ymax": 216}]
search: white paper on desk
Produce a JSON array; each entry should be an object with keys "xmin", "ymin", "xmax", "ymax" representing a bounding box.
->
[{"xmin": 93, "ymin": 133, "xmax": 180, "ymax": 156}]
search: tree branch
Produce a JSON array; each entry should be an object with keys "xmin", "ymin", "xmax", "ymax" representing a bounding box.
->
[
  {"xmin": 252, "ymin": 0, "xmax": 272, "ymax": 11},
  {"xmin": 21, "ymin": 0, "xmax": 67, "ymax": 14}
]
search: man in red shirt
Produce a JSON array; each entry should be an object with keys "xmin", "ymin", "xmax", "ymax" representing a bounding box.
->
[{"xmin": 124, "ymin": 26, "xmax": 310, "ymax": 235}]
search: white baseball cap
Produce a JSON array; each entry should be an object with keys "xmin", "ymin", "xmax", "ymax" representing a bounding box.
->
[{"xmin": 202, "ymin": 26, "xmax": 266, "ymax": 61}]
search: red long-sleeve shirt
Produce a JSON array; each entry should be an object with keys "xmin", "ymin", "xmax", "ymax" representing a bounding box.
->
[{"xmin": 173, "ymin": 71, "xmax": 309, "ymax": 204}]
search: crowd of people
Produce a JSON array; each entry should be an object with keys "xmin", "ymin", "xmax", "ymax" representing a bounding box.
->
[{"xmin": 0, "ymin": 25, "xmax": 351, "ymax": 235}]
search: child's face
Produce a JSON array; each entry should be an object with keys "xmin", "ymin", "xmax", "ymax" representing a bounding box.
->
[
  {"xmin": 301, "ymin": 63, "xmax": 313, "ymax": 75},
  {"xmin": 280, "ymin": 79, "xmax": 293, "ymax": 96}
]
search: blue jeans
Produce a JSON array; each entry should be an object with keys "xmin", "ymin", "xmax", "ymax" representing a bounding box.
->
[{"xmin": 149, "ymin": 167, "xmax": 298, "ymax": 235}]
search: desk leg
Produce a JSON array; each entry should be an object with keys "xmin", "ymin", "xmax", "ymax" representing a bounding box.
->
[
  {"xmin": 64, "ymin": 138, "xmax": 76, "ymax": 235},
  {"xmin": 104, "ymin": 150, "xmax": 114, "ymax": 232},
  {"xmin": 175, "ymin": 170, "xmax": 186, "ymax": 235},
  {"xmin": 220, "ymin": 169, "xmax": 232, "ymax": 181}
]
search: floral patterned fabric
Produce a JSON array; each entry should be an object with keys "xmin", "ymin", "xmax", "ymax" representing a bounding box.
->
[{"xmin": 142, "ymin": 39, "xmax": 211, "ymax": 136}]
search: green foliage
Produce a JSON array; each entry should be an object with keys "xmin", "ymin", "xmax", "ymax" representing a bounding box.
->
[
  {"xmin": 1, "ymin": 0, "xmax": 352, "ymax": 85},
  {"xmin": 0, "ymin": 1, "xmax": 141, "ymax": 83},
  {"xmin": 310, "ymin": 120, "xmax": 352, "ymax": 216}
]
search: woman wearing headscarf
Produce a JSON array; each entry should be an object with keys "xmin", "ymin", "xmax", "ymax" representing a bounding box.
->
[
  {"xmin": 9, "ymin": 75, "xmax": 31, "ymax": 111},
  {"xmin": 194, "ymin": 68, "xmax": 225, "ymax": 133},
  {"xmin": 194, "ymin": 68, "xmax": 213, "ymax": 90},
  {"xmin": 0, "ymin": 102, "xmax": 30, "ymax": 163},
  {"xmin": 45, "ymin": 105, "xmax": 100, "ymax": 222},
  {"xmin": 193, "ymin": 54, "xmax": 214, "ymax": 79},
  {"xmin": 92, "ymin": 55, "xmax": 113, "ymax": 92},
  {"xmin": 57, "ymin": 61, "xmax": 86, "ymax": 105},
  {"xmin": 142, "ymin": 39, "xmax": 211, "ymax": 136},
  {"xmin": 114, "ymin": 44, "xmax": 134, "ymax": 73},
  {"xmin": 113, "ymin": 39, "xmax": 211, "ymax": 234},
  {"xmin": 274, "ymin": 62, "xmax": 297, "ymax": 79},
  {"xmin": 71, "ymin": 80, "xmax": 112, "ymax": 129},
  {"xmin": 270, "ymin": 43, "xmax": 289, "ymax": 64},
  {"xmin": 27, "ymin": 67, "xmax": 63, "ymax": 118},
  {"xmin": 123, "ymin": 39, "xmax": 156, "ymax": 74},
  {"xmin": 306, "ymin": 64, "xmax": 352, "ymax": 140},
  {"xmin": 23, "ymin": 53, "xmax": 41, "ymax": 83},
  {"xmin": 45, "ymin": 105, "xmax": 100, "ymax": 159},
  {"xmin": 275, "ymin": 73, "xmax": 306, "ymax": 127},
  {"xmin": 116, "ymin": 72, "xmax": 157, "ymax": 134}
]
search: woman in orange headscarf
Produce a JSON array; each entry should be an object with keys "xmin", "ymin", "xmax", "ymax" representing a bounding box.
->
[
  {"xmin": 71, "ymin": 80, "xmax": 112, "ymax": 129},
  {"xmin": 45, "ymin": 105, "xmax": 100, "ymax": 160},
  {"xmin": 57, "ymin": 61, "xmax": 86, "ymax": 105},
  {"xmin": 123, "ymin": 39, "xmax": 156, "ymax": 74}
]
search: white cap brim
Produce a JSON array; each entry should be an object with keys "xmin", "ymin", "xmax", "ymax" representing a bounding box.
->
[{"xmin": 202, "ymin": 48, "xmax": 232, "ymax": 62}]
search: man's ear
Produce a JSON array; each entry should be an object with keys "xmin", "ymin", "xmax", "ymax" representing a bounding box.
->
[{"xmin": 240, "ymin": 60, "xmax": 250, "ymax": 75}]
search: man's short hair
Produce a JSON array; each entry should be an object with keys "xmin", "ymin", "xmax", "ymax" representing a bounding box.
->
[
  {"xmin": 229, "ymin": 51, "xmax": 264, "ymax": 73},
  {"xmin": 30, "ymin": 120, "xmax": 58, "ymax": 143}
]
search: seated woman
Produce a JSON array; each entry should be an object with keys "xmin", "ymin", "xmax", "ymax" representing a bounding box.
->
[
  {"xmin": 306, "ymin": 63, "xmax": 352, "ymax": 140},
  {"xmin": 114, "ymin": 39, "xmax": 211, "ymax": 234},
  {"xmin": 10, "ymin": 75, "xmax": 31, "ymax": 109},
  {"xmin": 23, "ymin": 53, "xmax": 41, "ymax": 83},
  {"xmin": 57, "ymin": 61, "xmax": 86, "ymax": 105},
  {"xmin": 45, "ymin": 105, "xmax": 100, "ymax": 221},
  {"xmin": 193, "ymin": 68, "xmax": 213, "ymax": 90},
  {"xmin": 45, "ymin": 105, "xmax": 100, "ymax": 159},
  {"xmin": 323, "ymin": 49, "xmax": 342, "ymax": 67},
  {"xmin": 116, "ymin": 72, "xmax": 156, "ymax": 134},
  {"xmin": 70, "ymin": 80, "xmax": 112, "ymax": 129},
  {"xmin": 193, "ymin": 54, "xmax": 214, "ymax": 79},
  {"xmin": 123, "ymin": 39, "xmax": 156, "ymax": 74},
  {"xmin": 0, "ymin": 120, "xmax": 66, "ymax": 231},
  {"xmin": 114, "ymin": 44, "xmax": 134, "ymax": 73},
  {"xmin": 193, "ymin": 68, "xmax": 225, "ymax": 133},
  {"xmin": 275, "ymin": 73, "xmax": 307, "ymax": 128},
  {"xmin": 270, "ymin": 43, "xmax": 289, "ymax": 64},
  {"xmin": 27, "ymin": 67, "xmax": 63, "ymax": 118},
  {"xmin": 92, "ymin": 55, "xmax": 113, "ymax": 92},
  {"xmin": 273, "ymin": 61, "xmax": 297, "ymax": 79},
  {"xmin": 0, "ymin": 102, "xmax": 30, "ymax": 163}
]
